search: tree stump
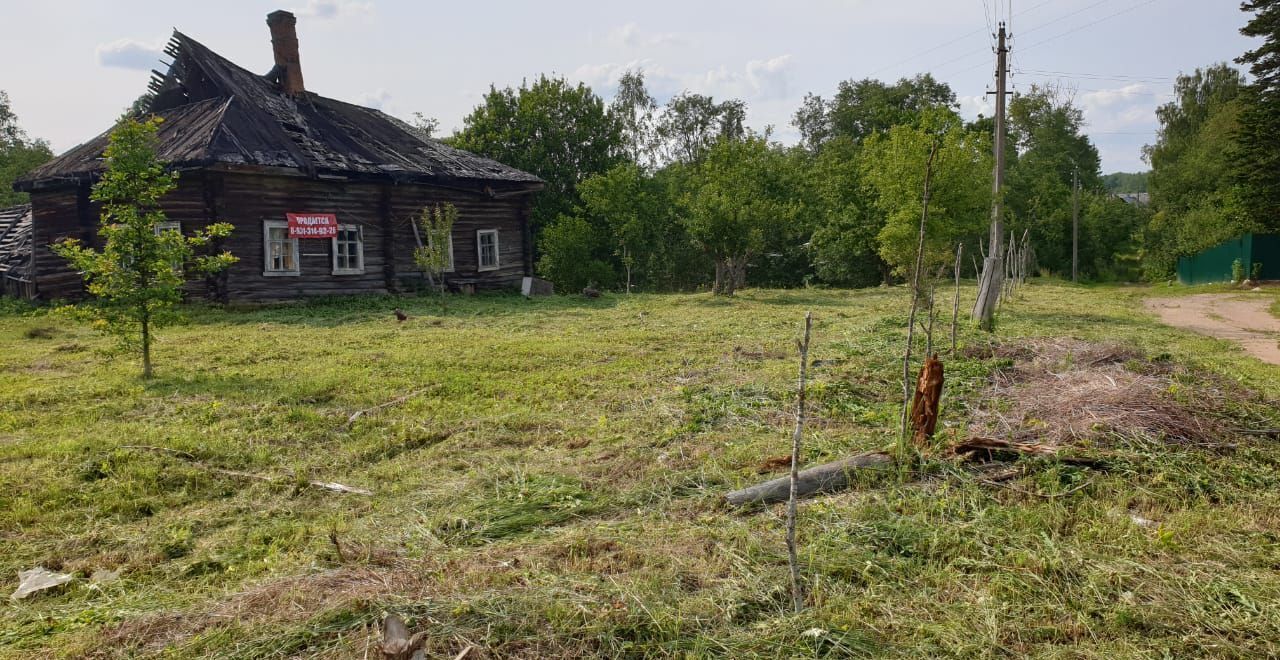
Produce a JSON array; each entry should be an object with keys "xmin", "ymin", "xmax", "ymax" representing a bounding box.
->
[{"xmin": 910, "ymin": 354, "xmax": 944, "ymax": 447}]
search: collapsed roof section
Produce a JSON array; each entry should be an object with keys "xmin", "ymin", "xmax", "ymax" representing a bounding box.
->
[{"xmin": 17, "ymin": 30, "xmax": 542, "ymax": 193}]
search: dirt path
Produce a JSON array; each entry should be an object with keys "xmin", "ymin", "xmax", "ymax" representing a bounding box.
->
[{"xmin": 1144, "ymin": 293, "xmax": 1280, "ymax": 366}]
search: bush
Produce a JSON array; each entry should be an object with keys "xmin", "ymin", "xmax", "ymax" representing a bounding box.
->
[{"xmin": 537, "ymin": 215, "xmax": 616, "ymax": 292}]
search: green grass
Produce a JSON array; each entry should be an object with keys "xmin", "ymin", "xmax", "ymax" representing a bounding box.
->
[{"xmin": 1, "ymin": 283, "xmax": 1279, "ymax": 658}]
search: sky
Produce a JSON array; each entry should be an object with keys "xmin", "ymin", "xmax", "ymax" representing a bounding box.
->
[{"xmin": 0, "ymin": 0, "xmax": 1258, "ymax": 173}]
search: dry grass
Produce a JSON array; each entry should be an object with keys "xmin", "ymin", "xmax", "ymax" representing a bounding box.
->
[{"xmin": 968, "ymin": 338, "xmax": 1227, "ymax": 448}]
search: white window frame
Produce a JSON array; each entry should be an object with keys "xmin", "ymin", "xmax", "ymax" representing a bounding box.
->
[
  {"xmin": 476, "ymin": 229, "xmax": 499, "ymax": 271},
  {"xmin": 154, "ymin": 221, "xmax": 183, "ymax": 272},
  {"xmin": 154, "ymin": 221, "xmax": 181, "ymax": 236},
  {"xmin": 263, "ymin": 220, "xmax": 300, "ymax": 276},
  {"xmin": 425, "ymin": 230, "xmax": 455, "ymax": 273},
  {"xmin": 331, "ymin": 224, "xmax": 365, "ymax": 275}
]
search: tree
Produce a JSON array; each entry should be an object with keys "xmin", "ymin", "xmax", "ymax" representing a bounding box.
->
[
  {"xmin": 684, "ymin": 135, "xmax": 800, "ymax": 295},
  {"xmin": 1004, "ymin": 84, "xmax": 1103, "ymax": 275},
  {"xmin": 578, "ymin": 163, "xmax": 660, "ymax": 293},
  {"xmin": 52, "ymin": 117, "xmax": 236, "ymax": 379},
  {"xmin": 1142, "ymin": 64, "xmax": 1249, "ymax": 277},
  {"xmin": 610, "ymin": 70, "xmax": 658, "ymax": 167},
  {"xmin": 654, "ymin": 92, "xmax": 747, "ymax": 164},
  {"xmin": 451, "ymin": 75, "xmax": 625, "ymax": 236},
  {"xmin": 794, "ymin": 74, "xmax": 956, "ymax": 150},
  {"xmin": 807, "ymin": 136, "xmax": 885, "ymax": 286},
  {"xmin": 860, "ymin": 108, "xmax": 991, "ymax": 277},
  {"xmin": 412, "ymin": 203, "xmax": 456, "ymax": 305},
  {"xmin": 408, "ymin": 112, "xmax": 440, "ymax": 140},
  {"xmin": 1102, "ymin": 171, "xmax": 1149, "ymax": 193},
  {"xmin": 1235, "ymin": 1, "xmax": 1280, "ymax": 230},
  {"xmin": 0, "ymin": 91, "xmax": 54, "ymax": 207},
  {"xmin": 1080, "ymin": 192, "xmax": 1147, "ymax": 281}
]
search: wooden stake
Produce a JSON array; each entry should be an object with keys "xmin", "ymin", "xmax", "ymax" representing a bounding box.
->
[
  {"xmin": 952, "ymin": 243, "xmax": 962, "ymax": 354},
  {"xmin": 901, "ymin": 141, "xmax": 940, "ymax": 441},
  {"xmin": 786, "ymin": 311, "xmax": 812, "ymax": 613}
]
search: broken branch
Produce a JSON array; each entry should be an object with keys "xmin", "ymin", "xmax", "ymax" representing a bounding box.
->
[
  {"xmin": 346, "ymin": 387, "xmax": 434, "ymax": 427},
  {"xmin": 120, "ymin": 445, "xmax": 373, "ymax": 495}
]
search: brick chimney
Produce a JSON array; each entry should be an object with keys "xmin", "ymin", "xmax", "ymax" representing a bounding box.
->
[{"xmin": 266, "ymin": 10, "xmax": 305, "ymax": 96}]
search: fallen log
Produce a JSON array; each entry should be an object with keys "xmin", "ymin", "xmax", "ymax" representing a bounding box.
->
[{"xmin": 725, "ymin": 452, "xmax": 893, "ymax": 507}]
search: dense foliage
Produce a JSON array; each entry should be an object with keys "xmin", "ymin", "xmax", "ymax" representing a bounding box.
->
[
  {"xmin": 1142, "ymin": 65, "xmax": 1250, "ymax": 278},
  {"xmin": 1102, "ymin": 171, "xmax": 1149, "ymax": 193},
  {"xmin": 1235, "ymin": 0, "xmax": 1280, "ymax": 230},
  {"xmin": 450, "ymin": 76, "xmax": 626, "ymax": 236},
  {"xmin": 0, "ymin": 91, "xmax": 53, "ymax": 207}
]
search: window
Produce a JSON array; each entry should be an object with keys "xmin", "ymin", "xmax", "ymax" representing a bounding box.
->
[
  {"xmin": 332, "ymin": 225, "xmax": 364, "ymax": 274},
  {"xmin": 444, "ymin": 233, "xmax": 455, "ymax": 272},
  {"xmin": 154, "ymin": 222, "xmax": 183, "ymax": 272},
  {"xmin": 263, "ymin": 220, "xmax": 299, "ymax": 276},
  {"xmin": 154, "ymin": 221, "xmax": 181, "ymax": 236},
  {"xmin": 477, "ymin": 229, "xmax": 499, "ymax": 271}
]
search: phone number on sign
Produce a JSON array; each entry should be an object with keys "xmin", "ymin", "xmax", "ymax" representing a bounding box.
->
[{"xmin": 292, "ymin": 226, "xmax": 336, "ymax": 237}]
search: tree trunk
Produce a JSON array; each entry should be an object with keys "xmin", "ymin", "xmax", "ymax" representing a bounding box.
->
[
  {"xmin": 141, "ymin": 310, "xmax": 152, "ymax": 379},
  {"xmin": 722, "ymin": 262, "xmax": 737, "ymax": 296},
  {"xmin": 787, "ymin": 311, "xmax": 813, "ymax": 613},
  {"xmin": 733, "ymin": 256, "xmax": 748, "ymax": 292}
]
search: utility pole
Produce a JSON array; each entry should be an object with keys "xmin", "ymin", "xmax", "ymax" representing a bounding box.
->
[
  {"xmin": 973, "ymin": 22, "xmax": 1009, "ymax": 331},
  {"xmin": 1071, "ymin": 165, "xmax": 1080, "ymax": 283}
]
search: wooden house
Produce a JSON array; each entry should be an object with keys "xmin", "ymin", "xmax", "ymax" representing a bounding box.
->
[{"xmin": 4, "ymin": 10, "xmax": 543, "ymax": 301}]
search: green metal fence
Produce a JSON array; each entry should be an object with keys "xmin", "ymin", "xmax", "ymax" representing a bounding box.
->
[{"xmin": 1177, "ymin": 233, "xmax": 1280, "ymax": 284}]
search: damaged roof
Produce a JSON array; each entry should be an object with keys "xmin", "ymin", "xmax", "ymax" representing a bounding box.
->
[
  {"xmin": 17, "ymin": 31, "xmax": 542, "ymax": 191},
  {"xmin": 0, "ymin": 205, "xmax": 33, "ymax": 283}
]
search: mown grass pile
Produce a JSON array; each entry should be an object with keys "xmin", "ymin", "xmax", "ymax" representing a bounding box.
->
[{"xmin": 1, "ymin": 283, "xmax": 1278, "ymax": 658}]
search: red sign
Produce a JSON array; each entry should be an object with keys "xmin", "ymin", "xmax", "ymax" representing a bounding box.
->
[{"xmin": 287, "ymin": 213, "xmax": 338, "ymax": 239}]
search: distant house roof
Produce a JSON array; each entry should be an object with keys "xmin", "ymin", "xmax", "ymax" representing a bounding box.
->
[
  {"xmin": 16, "ymin": 31, "xmax": 542, "ymax": 192},
  {"xmin": 1113, "ymin": 192, "xmax": 1150, "ymax": 206}
]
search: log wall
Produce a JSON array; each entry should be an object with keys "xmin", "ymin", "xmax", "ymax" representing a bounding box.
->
[{"xmin": 27, "ymin": 170, "xmax": 535, "ymax": 302}]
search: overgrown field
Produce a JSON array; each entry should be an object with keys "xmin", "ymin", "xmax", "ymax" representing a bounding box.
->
[{"xmin": 2, "ymin": 283, "xmax": 1279, "ymax": 658}]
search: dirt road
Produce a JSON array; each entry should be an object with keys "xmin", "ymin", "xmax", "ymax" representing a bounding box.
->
[{"xmin": 1144, "ymin": 293, "xmax": 1280, "ymax": 366}]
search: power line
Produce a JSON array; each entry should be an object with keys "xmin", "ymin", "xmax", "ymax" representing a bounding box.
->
[
  {"xmin": 1015, "ymin": 68, "xmax": 1174, "ymax": 83},
  {"xmin": 1018, "ymin": 0, "xmax": 1162, "ymax": 53},
  {"xmin": 866, "ymin": 0, "xmax": 1055, "ymax": 77},
  {"xmin": 1013, "ymin": 0, "xmax": 1111, "ymax": 39},
  {"xmin": 934, "ymin": 0, "xmax": 1165, "ymax": 80}
]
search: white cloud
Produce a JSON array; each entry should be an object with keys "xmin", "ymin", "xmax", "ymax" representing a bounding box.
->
[
  {"xmin": 957, "ymin": 93, "xmax": 993, "ymax": 120},
  {"xmin": 95, "ymin": 38, "xmax": 164, "ymax": 71},
  {"xmin": 576, "ymin": 54, "xmax": 796, "ymax": 106},
  {"xmin": 357, "ymin": 88, "xmax": 391, "ymax": 110},
  {"xmin": 745, "ymin": 55, "xmax": 793, "ymax": 100},
  {"xmin": 291, "ymin": 0, "xmax": 373, "ymax": 20},
  {"xmin": 606, "ymin": 23, "xmax": 685, "ymax": 49}
]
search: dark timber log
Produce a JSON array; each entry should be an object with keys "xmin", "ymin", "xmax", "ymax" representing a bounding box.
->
[
  {"xmin": 725, "ymin": 452, "xmax": 893, "ymax": 506},
  {"xmin": 379, "ymin": 186, "xmax": 397, "ymax": 293}
]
